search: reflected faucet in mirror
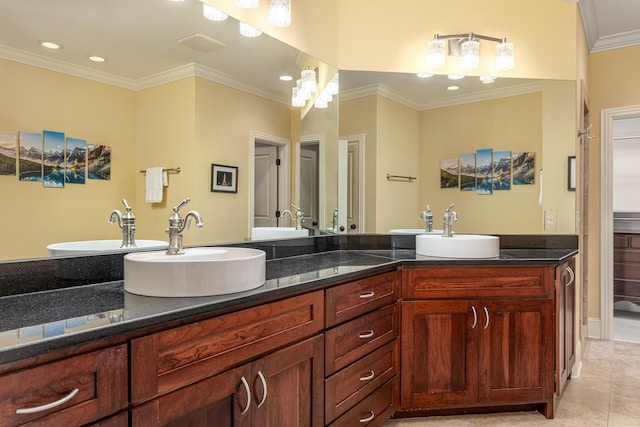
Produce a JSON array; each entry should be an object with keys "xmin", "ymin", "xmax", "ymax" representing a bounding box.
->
[
  {"xmin": 166, "ymin": 198, "xmax": 205, "ymax": 255},
  {"xmin": 280, "ymin": 204, "xmax": 305, "ymax": 230},
  {"xmin": 109, "ymin": 199, "xmax": 137, "ymax": 248},
  {"xmin": 418, "ymin": 204, "xmax": 434, "ymax": 233}
]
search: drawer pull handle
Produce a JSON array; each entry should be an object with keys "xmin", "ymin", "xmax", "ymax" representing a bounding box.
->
[
  {"xmin": 359, "ymin": 330, "xmax": 375, "ymax": 339},
  {"xmin": 471, "ymin": 306, "xmax": 477, "ymax": 329},
  {"xmin": 360, "ymin": 370, "xmax": 375, "ymax": 381},
  {"xmin": 359, "ymin": 291, "xmax": 375, "ymax": 299},
  {"xmin": 566, "ymin": 266, "xmax": 575, "ymax": 287},
  {"xmin": 240, "ymin": 377, "xmax": 251, "ymax": 415},
  {"xmin": 359, "ymin": 410, "xmax": 375, "ymax": 423},
  {"xmin": 16, "ymin": 388, "xmax": 79, "ymax": 414},
  {"xmin": 483, "ymin": 307, "xmax": 490, "ymax": 330},
  {"xmin": 257, "ymin": 370, "xmax": 268, "ymax": 408}
]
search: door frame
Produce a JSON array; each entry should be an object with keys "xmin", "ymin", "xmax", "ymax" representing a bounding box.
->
[
  {"xmin": 340, "ymin": 133, "xmax": 365, "ymax": 233},
  {"xmin": 600, "ymin": 105, "xmax": 640, "ymax": 340},
  {"xmin": 297, "ymin": 134, "xmax": 325, "ymax": 229},
  {"xmin": 249, "ymin": 131, "xmax": 290, "ymax": 233}
]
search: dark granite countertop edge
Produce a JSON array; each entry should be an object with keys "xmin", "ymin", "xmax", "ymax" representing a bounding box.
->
[{"xmin": 0, "ymin": 246, "xmax": 578, "ymax": 365}]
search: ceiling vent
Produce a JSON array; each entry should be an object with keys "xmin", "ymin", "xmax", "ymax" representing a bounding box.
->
[{"xmin": 178, "ymin": 34, "xmax": 226, "ymax": 53}]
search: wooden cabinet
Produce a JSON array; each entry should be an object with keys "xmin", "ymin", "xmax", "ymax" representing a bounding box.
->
[
  {"xmin": 0, "ymin": 345, "xmax": 127, "ymax": 427},
  {"xmin": 614, "ymin": 232, "xmax": 640, "ymax": 303},
  {"xmin": 556, "ymin": 258, "xmax": 576, "ymax": 395},
  {"xmin": 324, "ymin": 271, "xmax": 400, "ymax": 426},
  {"xmin": 400, "ymin": 266, "xmax": 555, "ymax": 419},
  {"xmin": 132, "ymin": 335, "xmax": 324, "ymax": 427}
]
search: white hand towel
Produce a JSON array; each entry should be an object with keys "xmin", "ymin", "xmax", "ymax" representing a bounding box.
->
[{"xmin": 145, "ymin": 167, "xmax": 165, "ymax": 203}]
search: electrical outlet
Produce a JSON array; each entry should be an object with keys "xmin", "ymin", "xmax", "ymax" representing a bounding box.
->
[{"xmin": 545, "ymin": 210, "xmax": 557, "ymax": 231}]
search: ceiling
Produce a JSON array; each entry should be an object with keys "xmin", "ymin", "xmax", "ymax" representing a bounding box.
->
[{"xmin": 0, "ymin": 0, "xmax": 638, "ymax": 109}]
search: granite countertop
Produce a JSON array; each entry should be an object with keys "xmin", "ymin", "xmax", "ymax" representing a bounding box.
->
[{"xmin": 0, "ymin": 234, "xmax": 578, "ymax": 365}]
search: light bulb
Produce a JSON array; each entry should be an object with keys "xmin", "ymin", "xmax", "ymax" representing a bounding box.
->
[
  {"xmin": 301, "ymin": 68, "xmax": 317, "ymax": 94},
  {"xmin": 495, "ymin": 39, "xmax": 514, "ymax": 71},
  {"xmin": 427, "ymin": 37, "xmax": 445, "ymax": 68},
  {"xmin": 460, "ymin": 38, "xmax": 480, "ymax": 70},
  {"xmin": 268, "ymin": 0, "xmax": 291, "ymax": 27}
]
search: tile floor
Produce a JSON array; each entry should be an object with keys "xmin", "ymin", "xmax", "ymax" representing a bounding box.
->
[
  {"xmin": 382, "ymin": 339, "xmax": 640, "ymax": 426},
  {"xmin": 614, "ymin": 310, "xmax": 640, "ymax": 343}
]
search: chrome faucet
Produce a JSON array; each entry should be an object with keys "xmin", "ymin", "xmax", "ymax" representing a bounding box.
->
[
  {"xmin": 418, "ymin": 204, "xmax": 433, "ymax": 232},
  {"xmin": 109, "ymin": 199, "xmax": 137, "ymax": 248},
  {"xmin": 165, "ymin": 198, "xmax": 204, "ymax": 255},
  {"xmin": 281, "ymin": 204, "xmax": 305, "ymax": 230},
  {"xmin": 443, "ymin": 203, "xmax": 458, "ymax": 237}
]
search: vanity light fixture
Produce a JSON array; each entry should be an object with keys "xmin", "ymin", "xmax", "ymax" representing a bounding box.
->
[
  {"xmin": 426, "ymin": 33, "xmax": 515, "ymax": 72},
  {"xmin": 202, "ymin": 3, "xmax": 228, "ymax": 21},
  {"xmin": 301, "ymin": 67, "xmax": 317, "ymax": 94},
  {"xmin": 268, "ymin": 0, "xmax": 291, "ymax": 27},
  {"xmin": 40, "ymin": 41, "xmax": 60, "ymax": 50},
  {"xmin": 480, "ymin": 75, "xmax": 496, "ymax": 84},
  {"xmin": 239, "ymin": 22, "xmax": 262, "ymax": 37},
  {"xmin": 234, "ymin": 0, "xmax": 259, "ymax": 8},
  {"xmin": 447, "ymin": 74, "xmax": 465, "ymax": 80}
]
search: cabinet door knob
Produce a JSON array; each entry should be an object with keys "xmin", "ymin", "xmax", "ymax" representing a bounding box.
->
[
  {"xmin": 239, "ymin": 377, "xmax": 251, "ymax": 415},
  {"xmin": 256, "ymin": 370, "xmax": 268, "ymax": 408},
  {"xmin": 16, "ymin": 388, "xmax": 79, "ymax": 414},
  {"xmin": 359, "ymin": 410, "xmax": 375, "ymax": 423},
  {"xmin": 359, "ymin": 330, "xmax": 375, "ymax": 339},
  {"xmin": 483, "ymin": 307, "xmax": 490, "ymax": 330},
  {"xmin": 359, "ymin": 370, "xmax": 375, "ymax": 381},
  {"xmin": 471, "ymin": 306, "xmax": 478, "ymax": 329},
  {"xmin": 359, "ymin": 291, "xmax": 375, "ymax": 299}
]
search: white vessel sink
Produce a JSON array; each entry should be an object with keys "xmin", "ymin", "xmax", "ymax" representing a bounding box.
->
[
  {"xmin": 250, "ymin": 227, "xmax": 309, "ymax": 240},
  {"xmin": 415, "ymin": 234, "xmax": 500, "ymax": 259},
  {"xmin": 47, "ymin": 239, "xmax": 168, "ymax": 257},
  {"xmin": 124, "ymin": 247, "xmax": 266, "ymax": 297},
  {"xmin": 390, "ymin": 229, "xmax": 445, "ymax": 235}
]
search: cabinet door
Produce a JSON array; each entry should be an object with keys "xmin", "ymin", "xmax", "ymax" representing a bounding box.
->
[
  {"xmin": 400, "ymin": 300, "xmax": 479, "ymax": 409},
  {"xmin": 251, "ymin": 335, "xmax": 324, "ymax": 427},
  {"xmin": 131, "ymin": 365, "xmax": 252, "ymax": 427},
  {"xmin": 478, "ymin": 299, "xmax": 554, "ymax": 404},
  {"xmin": 555, "ymin": 259, "xmax": 576, "ymax": 395}
]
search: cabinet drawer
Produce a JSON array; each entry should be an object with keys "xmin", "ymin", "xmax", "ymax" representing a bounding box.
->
[
  {"xmin": 325, "ymin": 340, "xmax": 398, "ymax": 423},
  {"xmin": 614, "ymin": 249, "xmax": 640, "ymax": 264},
  {"xmin": 326, "ymin": 271, "xmax": 399, "ymax": 328},
  {"xmin": 0, "ymin": 345, "xmax": 127, "ymax": 427},
  {"xmin": 630, "ymin": 235, "xmax": 640, "ymax": 249},
  {"xmin": 402, "ymin": 266, "xmax": 554, "ymax": 299},
  {"xmin": 614, "ymin": 234, "xmax": 630, "ymax": 248},
  {"xmin": 328, "ymin": 379, "xmax": 397, "ymax": 427},
  {"xmin": 325, "ymin": 303, "xmax": 398, "ymax": 375},
  {"xmin": 131, "ymin": 291, "xmax": 324, "ymax": 403}
]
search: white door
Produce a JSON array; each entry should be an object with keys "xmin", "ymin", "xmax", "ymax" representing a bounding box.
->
[
  {"xmin": 300, "ymin": 145, "xmax": 319, "ymax": 231},
  {"xmin": 254, "ymin": 145, "xmax": 279, "ymax": 227}
]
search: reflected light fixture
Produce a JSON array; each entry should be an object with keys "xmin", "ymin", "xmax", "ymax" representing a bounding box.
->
[
  {"xmin": 480, "ymin": 75, "xmax": 496, "ymax": 84},
  {"xmin": 426, "ymin": 33, "xmax": 514, "ymax": 72},
  {"xmin": 447, "ymin": 74, "xmax": 465, "ymax": 80},
  {"xmin": 268, "ymin": 0, "xmax": 291, "ymax": 27},
  {"xmin": 202, "ymin": 3, "xmax": 228, "ymax": 21},
  {"xmin": 234, "ymin": 0, "xmax": 259, "ymax": 8},
  {"xmin": 239, "ymin": 22, "xmax": 262, "ymax": 37},
  {"xmin": 416, "ymin": 72, "xmax": 433, "ymax": 79}
]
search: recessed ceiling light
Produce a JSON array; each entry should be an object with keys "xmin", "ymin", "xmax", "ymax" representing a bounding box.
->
[
  {"xmin": 89, "ymin": 56, "xmax": 106, "ymax": 63},
  {"xmin": 279, "ymin": 75, "xmax": 293, "ymax": 81},
  {"xmin": 40, "ymin": 41, "xmax": 60, "ymax": 50},
  {"xmin": 447, "ymin": 85, "xmax": 460, "ymax": 91}
]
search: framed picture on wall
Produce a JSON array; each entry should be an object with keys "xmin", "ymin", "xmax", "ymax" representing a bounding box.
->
[{"xmin": 211, "ymin": 164, "xmax": 238, "ymax": 193}]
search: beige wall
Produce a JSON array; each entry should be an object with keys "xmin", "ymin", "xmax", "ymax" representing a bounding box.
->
[
  {"xmin": 0, "ymin": 58, "xmax": 137, "ymax": 260},
  {"xmin": 420, "ymin": 93, "xmax": 544, "ymax": 233},
  {"xmin": 586, "ymin": 44, "xmax": 640, "ymax": 319}
]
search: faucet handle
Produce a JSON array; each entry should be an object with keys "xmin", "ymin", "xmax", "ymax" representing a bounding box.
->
[
  {"xmin": 173, "ymin": 198, "xmax": 191, "ymax": 213},
  {"xmin": 122, "ymin": 198, "xmax": 131, "ymax": 211},
  {"xmin": 445, "ymin": 203, "xmax": 454, "ymax": 213}
]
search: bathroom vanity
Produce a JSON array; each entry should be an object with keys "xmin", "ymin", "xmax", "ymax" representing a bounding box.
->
[{"xmin": 0, "ymin": 234, "xmax": 577, "ymax": 426}]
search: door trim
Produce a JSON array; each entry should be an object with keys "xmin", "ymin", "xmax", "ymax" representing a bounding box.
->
[
  {"xmin": 249, "ymin": 132, "xmax": 290, "ymax": 234},
  {"xmin": 340, "ymin": 133, "xmax": 365, "ymax": 232},
  {"xmin": 600, "ymin": 105, "xmax": 640, "ymax": 340},
  {"xmin": 297, "ymin": 134, "xmax": 325, "ymax": 229}
]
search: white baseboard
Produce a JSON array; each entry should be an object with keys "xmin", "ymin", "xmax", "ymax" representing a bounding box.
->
[{"xmin": 588, "ymin": 317, "xmax": 601, "ymax": 339}]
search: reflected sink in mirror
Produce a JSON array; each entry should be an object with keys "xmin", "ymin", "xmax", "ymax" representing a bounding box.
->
[
  {"xmin": 390, "ymin": 229, "xmax": 445, "ymax": 235},
  {"xmin": 250, "ymin": 227, "xmax": 310, "ymax": 241},
  {"xmin": 124, "ymin": 247, "xmax": 266, "ymax": 297},
  {"xmin": 415, "ymin": 234, "xmax": 500, "ymax": 259},
  {"xmin": 47, "ymin": 240, "xmax": 168, "ymax": 257}
]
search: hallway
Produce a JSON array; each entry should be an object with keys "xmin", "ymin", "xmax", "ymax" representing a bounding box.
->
[{"xmin": 383, "ymin": 339, "xmax": 640, "ymax": 426}]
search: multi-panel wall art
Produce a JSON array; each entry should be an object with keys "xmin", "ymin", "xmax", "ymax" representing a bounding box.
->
[
  {"xmin": 440, "ymin": 148, "xmax": 536, "ymax": 193},
  {"xmin": 3, "ymin": 130, "xmax": 111, "ymax": 187}
]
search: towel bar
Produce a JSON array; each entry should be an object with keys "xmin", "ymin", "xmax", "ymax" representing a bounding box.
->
[{"xmin": 140, "ymin": 167, "xmax": 181, "ymax": 174}]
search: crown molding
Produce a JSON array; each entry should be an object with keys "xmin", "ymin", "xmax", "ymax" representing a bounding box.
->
[
  {"xmin": 591, "ymin": 28, "xmax": 640, "ymax": 52},
  {"xmin": 0, "ymin": 44, "xmax": 290, "ymax": 105},
  {"xmin": 340, "ymin": 80, "xmax": 544, "ymax": 111}
]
